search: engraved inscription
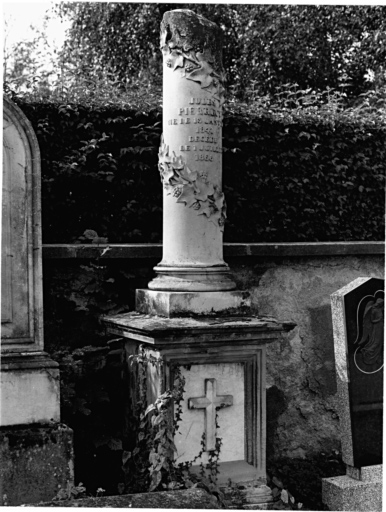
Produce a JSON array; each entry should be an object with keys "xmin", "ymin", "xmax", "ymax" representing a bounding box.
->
[{"xmin": 167, "ymin": 97, "xmax": 222, "ymax": 160}]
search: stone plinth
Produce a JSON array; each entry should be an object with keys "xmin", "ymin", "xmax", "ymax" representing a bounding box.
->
[
  {"xmin": 136, "ymin": 289, "xmax": 251, "ymax": 317},
  {"xmin": 148, "ymin": 9, "xmax": 235, "ymax": 292},
  {"xmin": 103, "ymin": 312, "xmax": 295, "ymax": 484},
  {"xmin": 322, "ymin": 465, "xmax": 382, "ymax": 511},
  {"xmin": 0, "ymin": 352, "xmax": 60, "ymax": 426},
  {"xmin": 0, "ymin": 423, "xmax": 74, "ymax": 506}
]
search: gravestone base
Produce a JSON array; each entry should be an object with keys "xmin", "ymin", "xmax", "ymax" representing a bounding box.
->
[
  {"xmin": 103, "ymin": 312, "xmax": 295, "ymax": 490},
  {"xmin": 0, "ymin": 352, "xmax": 61, "ymax": 426},
  {"xmin": 0, "ymin": 423, "xmax": 74, "ymax": 506},
  {"xmin": 136, "ymin": 289, "xmax": 252, "ymax": 317},
  {"xmin": 322, "ymin": 465, "xmax": 382, "ymax": 511}
]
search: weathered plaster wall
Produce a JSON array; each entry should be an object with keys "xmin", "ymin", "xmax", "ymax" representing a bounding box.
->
[
  {"xmin": 42, "ymin": 246, "xmax": 384, "ymax": 463},
  {"xmin": 229, "ymin": 255, "xmax": 384, "ymax": 460}
]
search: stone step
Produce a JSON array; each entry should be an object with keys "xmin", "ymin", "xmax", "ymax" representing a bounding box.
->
[
  {"xmin": 239, "ymin": 484, "xmax": 272, "ymax": 496},
  {"xmin": 244, "ymin": 495, "xmax": 274, "ymax": 504},
  {"xmin": 243, "ymin": 502, "xmax": 276, "ymax": 510}
]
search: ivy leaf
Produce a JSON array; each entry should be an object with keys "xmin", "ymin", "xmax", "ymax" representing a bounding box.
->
[
  {"xmin": 152, "ymin": 414, "xmax": 164, "ymax": 426},
  {"xmin": 176, "ymin": 183, "xmax": 196, "ymax": 206},
  {"xmin": 281, "ymin": 489, "xmax": 289, "ymax": 504},
  {"xmin": 149, "ymin": 452, "xmax": 158, "ymax": 465},
  {"xmin": 145, "ymin": 403, "xmax": 156, "ymax": 416},
  {"xmin": 107, "ymin": 438, "xmax": 123, "ymax": 451},
  {"xmin": 273, "ymin": 476, "xmax": 284, "ymax": 489},
  {"xmin": 185, "ymin": 50, "xmax": 215, "ymax": 89},
  {"xmin": 193, "ymin": 179, "xmax": 214, "ymax": 201},
  {"xmin": 175, "ymin": 162, "xmax": 198, "ymax": 184},
  {"xmin": 172, "ymin": 51, "xmax": 184, "ymax": 71},
  {"xmin": 154, "ymin": 428, "xmax": 166, "ymax": 441},
  {"xmin": 122, "ymin": 451, "xmax": 131, "ymax": 465},
  {"xmin": 149, "ymin": 470, "xmax": 162, "ymax": 492}
]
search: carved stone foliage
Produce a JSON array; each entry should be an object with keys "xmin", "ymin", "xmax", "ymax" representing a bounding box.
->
[
  {"xmin": 161, "ymin": 9, "xmax": 225, "ymax": 103},
  {"xmin": 158, "ymin": 137, "xmax": 226, "ymax": 230}
]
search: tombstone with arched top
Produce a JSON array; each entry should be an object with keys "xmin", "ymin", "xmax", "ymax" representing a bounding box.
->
[
  {"xmin": 0, "ymin": 97, "xmax": 74, "ymax": 506},
  {"xmin": 1, "ymin": 96, "xmax": 60, "ymax": 426}
]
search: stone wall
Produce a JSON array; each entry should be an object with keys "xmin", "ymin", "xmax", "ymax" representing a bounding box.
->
[
  {"xmin": 42, "ymin": 243, "xmax": 384, "ymax": 462},
  {"xmin": 229, "ymin": 253, "xmax": 384, "ymax": 460}
]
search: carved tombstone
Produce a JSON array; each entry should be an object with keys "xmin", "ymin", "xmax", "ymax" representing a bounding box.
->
[
  {"xmin": 1, "ymin": 96, "xmax": 59, "ymax": 425},
  {"xmin": 1, "ymin": 97, "xmax": 74, "ymax": 507},
  {"xmin": 322, "ymin": 277, "xmax": 383, "ymax": 511}
]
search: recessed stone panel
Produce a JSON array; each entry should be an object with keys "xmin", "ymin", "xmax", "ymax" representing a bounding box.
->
[{"xmin": 175, "ymin": 363, "xmax": 245, "ymax": 464}]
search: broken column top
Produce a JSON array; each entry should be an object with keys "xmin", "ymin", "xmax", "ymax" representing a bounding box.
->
[{"xmin": 160, "ymin": 9, "xmax": 224, "ymax": 77}]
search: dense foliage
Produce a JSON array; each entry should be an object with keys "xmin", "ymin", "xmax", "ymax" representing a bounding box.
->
[
  {"xmin": 10, "ymin": 88, "xmax": 385, "ymax": 243},
  {"xmin": 55, "ymin": 3, "xmax": 386, "ymax": 100}
]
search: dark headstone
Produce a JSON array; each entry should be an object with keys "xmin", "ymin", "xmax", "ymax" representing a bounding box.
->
[{"xmin": 331, "ymin": 277, "xmax": 384, "ymax": 467}]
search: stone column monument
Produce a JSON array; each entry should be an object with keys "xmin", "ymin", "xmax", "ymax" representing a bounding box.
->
[
  {"xmin": 104, "ymin": 10, "xmax": 295, "ymax": 507},
  {"xmin": 149, "ymin": 10, "xmax": 235, "ymax": 293}
]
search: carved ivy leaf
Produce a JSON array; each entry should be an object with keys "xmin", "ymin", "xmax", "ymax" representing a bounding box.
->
[
  {"xmin": 176, "ymin": 183, "xmax": 196, "ymax": 206},
  {"xmin": 185, "ymin": 49, "xmax": 215, "ymax": 89},
  {"xmin": 160, "ymin": 163, "xmax": 175, "ymax": 185},
  {"xmin": 171, "ymin": 50, "xmax": 185, "ymax": 71},
  {"xmin": 182, "ymin": 50, "xmax": 199, "ymax": 66},
  {"xmin": 163, "ymin": 182, "xmax": 175, "ymax": 193},
  {"xmin": 200, "ymin": 206, "xmax": 223, "ymax": 228},
  {"xmin": 177, "ymin": 164, "xmax": 198, "ymax": 184},
  {"xmin": 160, "ymin": 29, "xmax": 168, "ymax": 50},
  {"xmin": 199, "ymin": 203, "xmax": 218, "ymax": 218},
  {"xmin": 208, "ymin": 209, "xmax": 223, "ymax": 227},
  {"xmin": 194, "ymin": 179, "xmax": 214, "ymax": 201},
  {"xmin": 212, "ymin": 187, "xmax": 225, "ymax": 211},
  {"xmin": 187, "ymin": 67, "xmax": 214, "ymax": 89},
  {"xmin": 199, "ymin": 48, "xmax": 215, "ymax": 66}
]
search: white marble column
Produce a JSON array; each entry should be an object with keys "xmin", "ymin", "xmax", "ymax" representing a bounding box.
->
[{"xmin": 148, "ymin": 9, "xmax": 236, "ymax": 292}]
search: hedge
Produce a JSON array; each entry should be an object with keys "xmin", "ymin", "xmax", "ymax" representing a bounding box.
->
[{"xmin": 12, "ymin": 93, "xmax": 385, "ymax": 243}]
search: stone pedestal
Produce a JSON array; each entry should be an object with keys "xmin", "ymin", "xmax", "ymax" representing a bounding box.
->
[
  {"xmin": 104, "ymin": 312, "xmax": 295, "ymax": 492},
  {"xmin": 0, "ymin": 352, "xmax": 60, "ymax": 426},
  {"xmin": 136, "ymin": 289, "xmax": 252, "ymax": 317}
]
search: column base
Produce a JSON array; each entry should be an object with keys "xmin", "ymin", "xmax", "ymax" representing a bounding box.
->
[
  {"xmin": 136, "ymin": 289, "xmax": 251, "ymax": 317},
  {"xmin": 322, "ymin": 465, "xmax": 382, "ymax": 511},
  {"xmin": 148, "ymin": 265, "xmax": 237, "ymax": 292},
  {"xmin": 0, "ymin": 351, "xmax": 60, "ymax": 426}
]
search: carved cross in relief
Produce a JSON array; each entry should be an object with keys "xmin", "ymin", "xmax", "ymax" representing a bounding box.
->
[{"xmin": 188, "ymin": 378, "xmax": 233, "ymax": 451}]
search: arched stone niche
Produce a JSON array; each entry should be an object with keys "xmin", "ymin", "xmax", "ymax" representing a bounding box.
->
[{"xmin": 2, "ymin": 95, "xmax": 43, "ymax": 351}]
